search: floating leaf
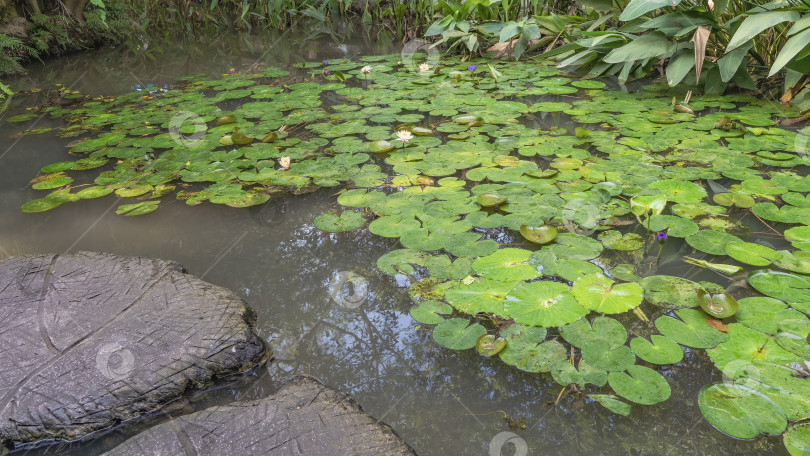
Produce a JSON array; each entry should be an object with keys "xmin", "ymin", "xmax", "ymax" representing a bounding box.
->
[
  {"xmin": 656, "ymin": 308, "xmax": 729, "ymax": 349},
  {"xmin": 630, "ymin": 335, "xmax": 684, "ymax": 365},
  {"xmin": 608, "ymin": 365, "xmax": 671, "ymax": 405},
  {"xmin": 472, "ymin": 248, "xmax": 539, "ymax": 281},
  {"xmin": 476, "ymin": 334, "xmax": 507, "ymax": 357},
  {"xmin": 589, "ymin": 394, "xmax": 630, "ymax": 416},
  {"xmin": 748, "ymin": 269, "xmax": 810, "ymax": 302},
  {"xmin": 784, "ymin": 422, "xmax": 810, "ymax": 456},
  {"xmin": 314, "ymin": 211, "xmax": 367, "ymax": 232},
  {"xmin": 686, "ymin": 230, "xmax": 742, "ymax": 255},
  {"xmin": 640, "ymin": 275, "xmax": 702, "ymax": 309},
  {"xmin": 520, "ymin": 224, "xmax": 557, "ymax": 244},
  {"xmin": 432, "ymin": 318, "xmax": 487, "ymax": 350},
  {"xmin": 115, "ymin": 200, "xmax": 159, "ymax": 216},
  {"xmin": 499, "ymin": 324, "xmax": 566, "ymax": 373},
  {"xmin": 572, "ymin": 273, "xmax": 644, "ymax": 314},
  {"xmin": 410, "ymin": 300, "xmax": 452, "ymax": 325},
  {"xmin": 698, "ymin": 383, "xmax": 787, "ymax": 439},
  {"xmin": 697, "ymin": 289, "xmax": 739, "ymax": 318},
  {"xmin": 552, "ymin": 360, "xmax": 608, "ymax": 388},
  {"xmin": 582, "ymin": 339, "xmax": 636, "ymax": 372},
  {"xmin": 560, "ymin": 316, "xmax": 627, "ymax": 349},
  {"xmin": 504, "ymin": 281, "xmax": 587, "ymax": 328}
]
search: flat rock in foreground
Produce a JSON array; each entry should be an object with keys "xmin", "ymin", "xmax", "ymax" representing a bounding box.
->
[
  {"xmin": 104, "ymin": 376, "xmax": 415, "ymax": 456},
  {"xmin": 0, "ymin": 252, "xmax": 269, "ymax": 447}
]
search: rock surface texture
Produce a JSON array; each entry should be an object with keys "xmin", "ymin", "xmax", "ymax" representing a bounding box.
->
[
  {"xmin": 0, "ymin": 252, "xmax": 269, "ymax": 447},
  {"xmin": 104, "ymin": 376, "xmax": 416, "ymax": 456}
]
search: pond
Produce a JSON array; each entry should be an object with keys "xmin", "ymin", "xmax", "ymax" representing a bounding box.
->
[{"xmin": 2, "ymin": 25, "xmax": 807, "ymax": 456}]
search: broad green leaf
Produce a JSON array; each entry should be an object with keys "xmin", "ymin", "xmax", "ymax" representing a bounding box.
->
[
  {"xmin": 698, "ymin": 383, "xmax": 787, "ymax": 439},
  {"xmin": 432, "ymin": 318, "xmax": 487, "ymax": 350},
  {"xmin": 727, "ymin": 11, "xmax": 801, "ymax": 52},
  {"xmin": 608, "ymin": 365, "xmax": 671, "ymax": 405}
]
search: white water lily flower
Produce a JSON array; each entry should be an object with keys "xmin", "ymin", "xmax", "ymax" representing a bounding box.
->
[
  {"xmin": 396, "ymin": 130, "xmax": 413, "ymax": 142},
  {"xmin": 361, "ymin": 65, "xmax": 372, "ymax": 74},
  {"xmin": 279, "ymin": 156, "xmax": 291, "ymax": 170},
  {"xmin": 418, "ymin": 63, "xmax": 430, "ymax": 72},
  {"xmin": 708, "ymin": 0, "xmax": 714, "ymax": 9}
]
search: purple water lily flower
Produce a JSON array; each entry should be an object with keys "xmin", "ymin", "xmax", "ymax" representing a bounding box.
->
[
  {"xmin": 468, "ymin": 64, "xmax": 476, "ymax": 73},
  {"xmin": 322, "ymin": 59, "xmax": 328, "ymax": 66},
  {"xmin": 657, "ymin": 231, "xmax": 667, "ymax": 243}
]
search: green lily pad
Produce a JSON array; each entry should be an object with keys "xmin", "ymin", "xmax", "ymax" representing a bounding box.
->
[
  {"xmin": 476, "ymin": 334, "xmax": 507, "ymax": 357},
  {"xmin": 368, "ymin": 215, "xmax": 421, "ymax": 238},
  {"xmin": 572, "ymin": 273, "xmax": 644, "ymax": 314},
  {"xmin": 444, "ymin": 278, "xmax": 521, "ymax": 315},
  {"xmin": 32, "ymin": 172, "xmax": 73, "ymax": 190},
  {"xmin": 708, "ymin": 323, "xmax": 801, "ymax": 372},
  {"xmin": 784, "ymin": 422, "xmax": 810, "ymax": 456},
  {"xmin": 608, "ymin": 365, "xmax": 671, "ymax": 405},
  {"xmin": 551, "ymin": 359, "xmax": 608, "ymax": 388},
  {"xmin": 713, "ymin": 192, "xmax": 756, "ymax": 208},
  {"xmin": 76, "ymin": 186, "xmax": 114, "ymax": 199},
  {"xmin": 655, "ymin": 308, "xmax": 729, "ymax": 349},
  {"xmin": 520, "ymin": 224, "xmax": 558, "ymax": 244},
  {"xmin": 698, "ymin": 383, "xmax": 787, "ymax": 439},
  {"xmin": 20, "ymin": 198, "xmax": 62, "ymax": 213},
  {"xmin": 432, "ymin": 318, "xmax": 487, "ymax": 350},
  {"xmin": 546, "ymin": 233, "xmax": 604, "ymax": 260},
  {"xmin": 410, "ymin": 300, "xmax": 453, "ymax": 325},
  {"xmin": 697, "ymin": 289, "xmax": 739, "ymax": 318},
  {"xmin": 472, "ymin": 248, "xmax": 539, "ymax": 281},
  {"xmin": 476, "ymin": 193, "xmax": 507, "ymax": 207},
  {"xmin": 748, "ymin": 269, "xmax": 810, "ymax": 302},
  {"xmin": 504, "ymin": 281, "xmax": 588, "ymax": 328},
  {"xmin": 686, "ymin": 230, "xmax": 742, "ymax": 255},
  {"xmin": 369, "ymin": 140, "xmax": 396, "ymax": 153},
  {"xmin": 597, "ymin": 230, "xmax": 644, "ymax": 250},
  {"xmin": 647, "ymin": 215, "xmax": 699, "ymax": 238},
  {"xmin": 630, "ymin": 194, "xmax": 667, "ymax": 218},
  {"xmin": 40, "ymin": 161, "xmax": 76, "ymax": 173},
  {"xmin": 588, "ymin": 394, "xmax": 630, "ymax": 416},
  {"xmin": 630, "ymin": 335, "xmax": 684, "ymax": 365},
  {"xmin": 735, "ymin": 297, "xmax": 799, "ymax": 334},
  {"xmin": 582, "ymin": 339, "xmax": 636, "ymax": 372},
  {"xmin": 640, "ymin": 275, "xmax": 702, "ymax": 309},
  {"xmin": 648, "ymin": 179, "xmax": 707, "ymax": 204},
  {"xmin": 499, "ymin": 329, "xmax": 567, "ymax": 373},
  {"xmin": 314, "ymin": 211, "xmax": 367, "ymax": 232},
  {"xmin": 115, "ymin": 200, "xmax": 159, "ymax": 216},
  {"xmin": 556, "ymin": 259, "xmax": 603, "ymax": 282},
  {"xmin": 560, "ymin": 316, "xmax": 627, "ymax": 349}
]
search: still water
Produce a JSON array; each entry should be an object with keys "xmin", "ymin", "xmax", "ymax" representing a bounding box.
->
[{"xmin": 0, "ymin": 27, "xmax": 787, "ymax": 455}]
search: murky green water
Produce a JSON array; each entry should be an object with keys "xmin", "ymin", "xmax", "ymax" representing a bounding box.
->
[{"xmin": 1, "ymin": 30, "xmax": 791, "ymax": 455}]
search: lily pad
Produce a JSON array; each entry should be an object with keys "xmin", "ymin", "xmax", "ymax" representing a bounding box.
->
[
  {"xmin": 498, "ymin": 324, "xmax": 565, "ymax": 373},
  {"xmin": 472, "ymin": 248, "xmax": 539, "ymax": 282},
  {"xmin": 648, "ymin": 179, "xmax": 707, "ymax": 204},
  {"xmin": 640, "ymin": 275, "xmax": 702, "ymax": 309},
  {"xmin": 748, "ymin": 269, "xmax": 810, "ymax": 302},
  {"xmin": 582, "ymin": 339, "xmax": 636, "ymax": 372},
  {"xmin": 560, "ymin": 316, "xmax": 627, "ymax": 349},
  {"xmin": 504, "ymin": 281, "xmax": 588, "ymax": 328},
  {"xmin": 546, "ymin": 233, "xmax": 604, "ymax": 260},
  {"xmin": 410, "ymin": 300, "xmax": 453, "ymax": 325},
  {"xmin": 476, "ymin": 334, "xmax": 507, "ymax": 357},
  {"xmin": 655, "ymin": 308, "xmax": 729, "ymax": 349},
  {"xmin": 630, "ymin": 335, "xmax": 684, "ymax": 365},
  {"xmin": 724, "ymin": 242, "xmax": 781, "ymax": 268},
  {"xmin": 572, "ymin": 273, "xmax": 644, "ymax": 314},
  {"xmin": 432, "ymin": 318, "xmax": 487, "ymax": 350},
  {"xmin": 520, "ymin": 224, "xmax": 558, "ymax": 244},
  {"xmin": 697, "ymin": 289, "xmax": 739, "ymax": 318},
  {"xmin": 686, "ymin": 230, "xmax": 742, "ymax": 256},
  {"xmin": 784, "ymin": 422, "xmax": 810, "ymax": 456},
  {"xmin": 698, "ymin": 383, "xmax": 787, "ymax": 439},
  {"xmin": 608, "ymin": 365, "xmax": 671, "ymax": 405},
  {"xmin": 551, "ymin": 359, "xmax": 608, "ymax": 388},
  {"xmin": 588, "ymin": 394, "xmax": 630, "ymax": 416},
  {"xmin": 597, "ymin": 230, "xmax": 644, "ymax": 250}
]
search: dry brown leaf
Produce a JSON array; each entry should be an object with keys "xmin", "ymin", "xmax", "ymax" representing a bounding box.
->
[{"xmin": 691, "ymin": 26, "xmax": 711, "ymax": 84}]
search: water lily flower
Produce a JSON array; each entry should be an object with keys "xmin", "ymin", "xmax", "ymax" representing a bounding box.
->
[
  {"xmin": 708, "ymin": 0, "xmax": 714, "ymax": 10},
  {"xmin": 418, "ymin": 63, "xmax": 430, "ymax": 72},
  {"xmin": 323, "ymin": 68, "xmax": 328, "ymax": 77},
  {"xmin": 468, "ymin": 64, "xmax": 476, "ymax": 73},
  {"xmin": 322, "ymin": 59, "xmax": 328, "ymax": 66},
  {"xmin": 657, "ymin": 231, "xmax": 668, "ymax": 244},
  {"xmin": 396, "ymin": 130, "xmax": 413, "ymax": 143},
  {"xmin": 279, "ymin": 156, "xmax": 291, "ymax": 170},
  {"xmin": 361, "ymin": 65, "xmax": 372, "ymax": 74}
]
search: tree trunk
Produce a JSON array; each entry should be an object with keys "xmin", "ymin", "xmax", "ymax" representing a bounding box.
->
[
  {"xmin": 62, "ymin": 0, "xmax": 89, "ymax": 21},
  {"xmin": 25, "ymin": 0, "xmax": 40, "ymax": 15}
]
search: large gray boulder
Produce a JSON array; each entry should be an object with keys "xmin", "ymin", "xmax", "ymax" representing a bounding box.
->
[
  {"xmin": 0, "ymin": 252, "xmax": 269, "ymax": 448},
  {"xmin": 104, "ymin": 376, "xmax": 416, "ymax": 456}
]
